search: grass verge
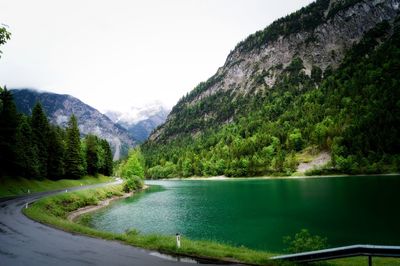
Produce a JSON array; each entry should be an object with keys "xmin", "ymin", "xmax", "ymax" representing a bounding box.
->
[{"xmin": 0, "ymin": 175, "xmax": 113, "ymax": 198}]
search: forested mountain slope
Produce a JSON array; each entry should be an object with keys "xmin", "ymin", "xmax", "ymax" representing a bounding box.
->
[{"xmin": 143, "ymin": 0, "xmax": 400, "ymax": 178}]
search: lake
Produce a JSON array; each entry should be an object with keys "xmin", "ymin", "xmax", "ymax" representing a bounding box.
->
[{"xmin": 89, "ymin": 175, "xmax": 400, "ymax": 252}]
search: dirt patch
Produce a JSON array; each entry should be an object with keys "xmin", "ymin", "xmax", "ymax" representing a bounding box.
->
[
  {"xmin": 67, "ymin": 185, "xmax": 148, "ymax": 222},
  {"xmin": 297, "ymin": 151, "xmax": 331, "ymax": 173}
]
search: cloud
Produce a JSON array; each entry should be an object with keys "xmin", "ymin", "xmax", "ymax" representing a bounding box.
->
[{"xmin": 0, "ymin": 0, "xmax": 313, "ymax": 112}]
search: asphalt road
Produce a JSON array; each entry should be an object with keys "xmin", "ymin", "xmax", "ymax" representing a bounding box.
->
[{"xmin": 0, "ymin": 181, "xmax": 238, "ymax": 266}]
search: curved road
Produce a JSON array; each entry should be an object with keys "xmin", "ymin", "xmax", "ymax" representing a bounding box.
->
[{"xmin": 0, "ymin": 181, "xmax": 238, "ymax": 266}]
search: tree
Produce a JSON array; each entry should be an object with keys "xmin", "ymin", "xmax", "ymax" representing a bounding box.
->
[
  {"xmin": 287, "ymin": 129, "xmax": 303, "ymax": 151},
  {"xmin": 0, "ymin": 26, "xmax": 11, "ymax": 58},
  {"xmin": 311, "ymin": 65, "xmax": 322, "ymax": 83},
  {"xmin": 47, "ymin": 125, "xmax": 65, "ymax": 179},
  {"xmin": 15, "ymin": 116, "xmax": 40, "ymax": 178},
  {"xmin": 0, "ymin": 87, "xmax": 18, "ymax": 177},
  {"xmin": 85, "ymin": 134, "xmax": 99, "ymax": 176},
  {"xmin": 182, "ymin": 158, "xmax": 193, "ymax": 177},
  {"xmin": 121, "ymin": 149, "xmax": 145, "ymax": 179},
  {"xmin": 65, "ymin": 115, "xmax": 84, "ymax": 179},
  {"xmin": 120, "ymin": 149, "xmax": 144, "ymax": 191},
  {"xmin": 31, "ymin": 102, "xmax": 50, "ymax": 178},
  {"xmin": 100, "ymin": 139, "xmax": 113, "ymax": 176}
]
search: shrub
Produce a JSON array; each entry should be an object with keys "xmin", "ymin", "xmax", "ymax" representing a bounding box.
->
[
  {"xmin": 283, "ymin": 229, "xmax": 328, "ymax": 253},
  {"xmin": 123, "ymin": 176, "xmax": 143, "ymax": 193}
]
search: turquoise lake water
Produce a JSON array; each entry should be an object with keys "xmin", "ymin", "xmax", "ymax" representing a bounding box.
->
[{"xmin": 89, "ymin": 176, "xmax": 400, "ymax": 252}]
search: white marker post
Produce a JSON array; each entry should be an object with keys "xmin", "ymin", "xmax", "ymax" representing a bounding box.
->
[
  {"xmin": 176, "ymin": 233, "xmax": 181, "ymax": 249},
  {"xmin": 65, "ymin": 189, "xmax": 68, "ymax": 193},
  {"xmin": 28, "ymin": 189, "xmax": 30, "ymax": 194},
  {"xmin": 25, "ymin": 203, "xmax": 28, "ymax": 209}
]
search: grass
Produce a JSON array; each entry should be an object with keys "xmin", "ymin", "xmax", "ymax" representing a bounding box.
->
[
  {"xmin": 0, "ymin": 175, "xmax": 113, "ymax": 198},
  {"xmin": 295, "ymin": 146, "xmax": 320, "ymax": 164},
  {"xmin": 22, "ymin": 184, "xmax": 400, "ymax": 266},
  {"xmin": 324, "ymin": 256, "xmax": 400, "ymax": 266}
]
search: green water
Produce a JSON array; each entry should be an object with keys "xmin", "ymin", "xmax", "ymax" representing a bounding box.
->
[{"xmin": 90, "ymin": 176, "xmax": 400, "ymax": 252}]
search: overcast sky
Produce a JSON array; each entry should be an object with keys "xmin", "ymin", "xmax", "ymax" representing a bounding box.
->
[{"xmin": 0, "ymin": 0, "xmax": 313, "ymax": 113}]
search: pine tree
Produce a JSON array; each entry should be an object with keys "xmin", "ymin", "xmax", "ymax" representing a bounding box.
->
[
  {"xmin": 31, "ymin": 102, "xmax": 50, "ymax": 179},
  {"xmin": 100, "ymin": 139, "xmax": 113, "ymax": 176},
  {"xmin": 80, "ymin": 139, "xmax": 88, "ymax": 176},
  {"xmin": 0, "ymin": 87, "xmax": 18, "ymax": 177},
  {"xmin": 47, "ymin": 125, "xmax": 65, "ymax": 179},
  {"xmin": 65, "ymin": 115, "xmax": 84, "ymax": 179},
  {"xmin": 15, "ymin": 115, "xmax": 40, "ymax": 178},
  {"xmin": 85, "ymin": 134, "xmax": 99, "ymax": 176}
]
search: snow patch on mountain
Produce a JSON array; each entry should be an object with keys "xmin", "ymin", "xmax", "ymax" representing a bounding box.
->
[{"xmin": 105, "ymin": 101, "xmax": 170, "ymax": 142}]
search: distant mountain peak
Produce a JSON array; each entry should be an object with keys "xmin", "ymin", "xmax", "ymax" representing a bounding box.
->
[{"xmin": 104, "ymin": 102, "xmax": 170, "ymax": 142}]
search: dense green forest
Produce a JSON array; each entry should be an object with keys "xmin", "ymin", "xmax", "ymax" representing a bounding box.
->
[
  {"xmin": 142, "ymin": 19, "xmax": 400, "ymax": 178},
  {"xmin": 0, "ymin": 87, "xmax": 113, "ymax": 180}
]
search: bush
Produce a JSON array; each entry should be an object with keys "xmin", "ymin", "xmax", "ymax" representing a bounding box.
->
[
  {"xmin": 283, "ymin": 229, "xmax": 328, "ymax": 253},
  {"xmin": 123, "ymin": 176, "xmax": 143, "ymax": 193}
]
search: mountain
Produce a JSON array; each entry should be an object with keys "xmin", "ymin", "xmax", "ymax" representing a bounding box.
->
[
  {"xmin": 143, "ymin": 0, "xmax": 400, "ymax": 178},
  {"xmin": 105, "ymin": 102, "xmax": 169, "ymax": 142},
  {"xmin": 11, "ymin": 89, "xmax": 136, "ymax": 160}
]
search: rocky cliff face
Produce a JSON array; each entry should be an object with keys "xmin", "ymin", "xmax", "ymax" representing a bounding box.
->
[
  {"xmin": 150, "ymin": 0, "xmax": 400, "ymax": 142},
  {"xmin": 196, "ymin": 0, "xmax": 399, "ymax": 100},
  {"xmin": 11, "ymin": 89, "xmax": 135, "ymax": 160}
]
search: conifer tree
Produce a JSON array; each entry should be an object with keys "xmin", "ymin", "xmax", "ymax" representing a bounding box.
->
[
  {"xmin": 31, "ymin": 102, "xmax": 50, "ymax": 179},
  {"xmin": 100, "ymin": 139, "xmax": 113, "ymax": 176},
  {"xmin": 80, "ymin": 139, "xmax": 88, "ymax": 176},
  {"xmin": 47, "ymin": 125, "xmax": 65, "ymax": 179},
  {"xmin": 0, "ymin": 87, "xmax": 18, "ymax": 177},
  {"xmin": 65, "ymin": 115, "xmax": 84, "ymax": 179},
  {"xmin": 85, "ymin": 134, "xmax": 99, "ymax": 176},
  {"xmin": 15, "ymin": 116, "xmax": 40, "ymax": 178}
]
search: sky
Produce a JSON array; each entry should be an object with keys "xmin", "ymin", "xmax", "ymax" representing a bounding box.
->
[{"xmin": 0, "ymin": 0, "xmax": 314, "ymax": 113}]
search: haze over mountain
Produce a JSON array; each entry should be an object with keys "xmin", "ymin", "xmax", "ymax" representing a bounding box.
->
[
  {"xmin": 11, "ymin": 89, "xmax": 136, "ymax": 160},
  {"xmin": 143, "ymin": 0, "xmax": 400, "ymax": 178},
  {"xmin": 105, "ymin": 102, "xmax": 169, "ymax": 142},
  {"xmin": 0, "ymin": 0, "xmax": 315, "ymax": 114}
]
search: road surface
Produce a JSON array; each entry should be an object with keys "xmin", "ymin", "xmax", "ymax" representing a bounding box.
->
[{"xmin": 0, "ymin": 181, "xmax": 238, "ymax": 265}]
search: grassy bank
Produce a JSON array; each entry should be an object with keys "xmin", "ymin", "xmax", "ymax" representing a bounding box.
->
[
  {"xmin": 0, "ymin": 175, "xmax": 113, "ymax": 198},
  {"xmin": 23, "ymin": 184, "xmax": 400, "ymax": 266}
]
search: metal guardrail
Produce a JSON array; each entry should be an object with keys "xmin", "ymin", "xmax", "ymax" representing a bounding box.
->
[{"xmin": 271, "ymin": 245, "xmax": 400, "ymax": 265}]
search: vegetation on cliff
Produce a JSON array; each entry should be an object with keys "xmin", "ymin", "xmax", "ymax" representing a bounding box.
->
[{"xmin": 143, "ymin": 19, "xmax": 400, "ymax": 178}]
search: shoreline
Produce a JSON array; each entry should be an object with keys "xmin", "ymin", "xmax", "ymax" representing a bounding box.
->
[
  {"xmin": 24, "ymin": 184, "xmax": 276, "ymax": 265},
  {"xmin": 156, "ymin": 172, "xmax": 400, "ymax": 181},
  {"xmin": 67, "ymin": 185, "xmax": 148, "ymax": 222}
]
